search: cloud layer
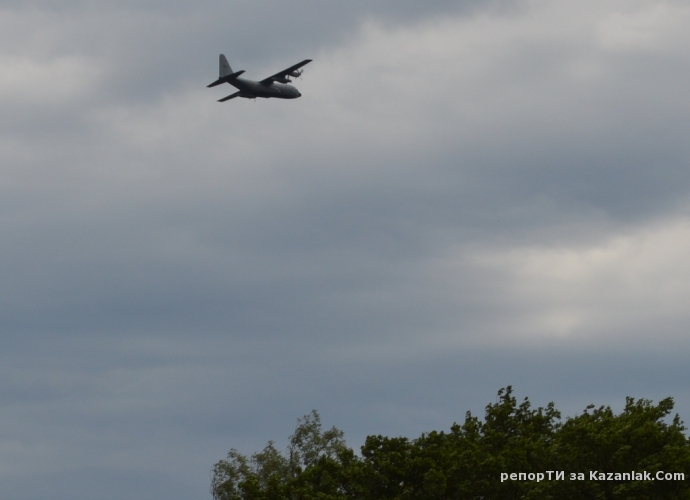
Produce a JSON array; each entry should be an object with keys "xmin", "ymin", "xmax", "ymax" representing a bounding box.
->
[{"xmin": 1, "ymin": 1, "xmax": 689, "ymax": 498}]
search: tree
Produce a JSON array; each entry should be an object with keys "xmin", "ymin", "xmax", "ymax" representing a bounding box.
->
[
  {"xmin": 211, "ymin": 390, "xmax": 690, "ymax": 499},
  {"xmin": 211, "ymin": 410, "xmax": 352, "ymax": 500},
  {"xmin": 288, "ymin": 410, "xmax": 348, "ymax": 472},
  {"xmin": 536, "ymin": 396, "xmax": 690, "ymax": 499}
]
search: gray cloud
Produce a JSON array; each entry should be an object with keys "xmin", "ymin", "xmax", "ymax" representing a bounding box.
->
[{"xmin": 1, "ymin": 0, "xmax": 690, "ymax": 498}]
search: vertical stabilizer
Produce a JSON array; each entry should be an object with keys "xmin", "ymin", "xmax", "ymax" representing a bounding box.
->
[{"xmin": 219, "ymin": 54, "xmax": 233, "ymax": 77}]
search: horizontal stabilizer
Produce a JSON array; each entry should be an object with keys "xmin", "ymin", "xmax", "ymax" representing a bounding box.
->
[
  {"xmin": 218, "ymin": 91, "xmax": 241, "ymax": 102},
  {"xmin": 206, "ymin": 70, "xmax": 245, "ymax": 88}
]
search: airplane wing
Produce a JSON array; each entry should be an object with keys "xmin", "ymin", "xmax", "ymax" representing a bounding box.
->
[
  {"xmin": 259, "ymin": 59, "xmax": 312, "ymax": 85},
  {"xmin": 218, "ymin": 91, "xmax": 241, "ymax": 102}
]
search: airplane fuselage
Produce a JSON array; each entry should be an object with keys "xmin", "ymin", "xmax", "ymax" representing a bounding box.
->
[
  {"xmin": 231, "ymin": 77, "xmax": 301, "ymax": 99},
  {"xmin": 208, "ymin": 55, "xmax": 310, "ymax": 102}
]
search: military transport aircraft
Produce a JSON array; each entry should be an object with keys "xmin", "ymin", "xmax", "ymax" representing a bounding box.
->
[{"xmin": 207, "ymin": 55, "xmax": 312, "ymax": 102}]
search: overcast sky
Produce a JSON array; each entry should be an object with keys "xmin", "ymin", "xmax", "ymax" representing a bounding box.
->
[{"xmin": 2, "ymin": 0, "xmax": 690, "ymax": 498}]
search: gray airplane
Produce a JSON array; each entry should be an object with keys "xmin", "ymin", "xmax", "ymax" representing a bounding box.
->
[{"xmin": 207, "ymin": 55, "xmax": 312, "ymax": 102}]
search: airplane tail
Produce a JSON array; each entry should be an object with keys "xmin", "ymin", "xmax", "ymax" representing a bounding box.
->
[
  {"xmin": 220, "ymin": 54, "xmax": 233, "ymax": 77},
  {"xmin": 207, "ymin": 55, "xmax": 245, "ymax": 88}
]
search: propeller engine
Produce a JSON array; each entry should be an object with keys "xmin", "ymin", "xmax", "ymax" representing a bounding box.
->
[{"xmin": 271, "ymin": 69, "xmax": 303, "ymax": 84}]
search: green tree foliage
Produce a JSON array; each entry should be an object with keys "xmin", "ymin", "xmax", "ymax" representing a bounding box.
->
[
  {"xmin": 211, "ymin": 388, "xmax": 690, "ymax": 499},
  {"xmin": 211, "ymin": 410, "xmax": 354, "ymax": 500}
]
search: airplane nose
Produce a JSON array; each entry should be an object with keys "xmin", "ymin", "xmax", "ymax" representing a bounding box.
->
[{"xmin": 297, "ymin": 92, "xmax": 301, "ymax": 97}]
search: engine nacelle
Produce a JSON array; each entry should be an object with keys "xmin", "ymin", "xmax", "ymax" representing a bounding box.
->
[
  {"xmin": 273, "ymin": 76, "xmax": 291, "ymax": 84},
  {"xmin": 288, "ymin": 70, "xmax": 302, "ymax": 78}
]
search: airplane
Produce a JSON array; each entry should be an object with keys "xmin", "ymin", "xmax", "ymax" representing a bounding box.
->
[{"xmin": 207, "ymin": 55, "xmax": 312, "ymax": 102}]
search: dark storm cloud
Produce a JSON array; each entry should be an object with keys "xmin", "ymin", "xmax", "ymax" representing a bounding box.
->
[
  {"xmin": 1, "ymin": 1, "xmax": 690, "ymax": 499},
  {"xmin": 1, "ymin": 0, "xmax": 506, "ymax": 103}
]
